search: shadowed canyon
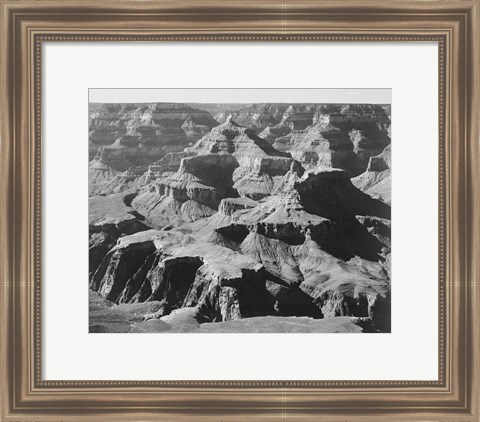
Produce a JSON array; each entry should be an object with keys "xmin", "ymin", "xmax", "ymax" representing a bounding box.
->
[{"xmin": 89, "ymin": 101, "xmax": 391, "ymax": 333}]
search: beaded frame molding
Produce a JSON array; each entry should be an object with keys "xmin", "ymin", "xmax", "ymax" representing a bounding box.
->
[{"xmin": 1, "ymin": 1, "xmax": 479, "ymax": 421}]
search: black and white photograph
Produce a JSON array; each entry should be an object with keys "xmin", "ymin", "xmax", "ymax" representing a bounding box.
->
[{"xmin": 88, "ymin": 89, "xmax": 392, "ymax": 333}]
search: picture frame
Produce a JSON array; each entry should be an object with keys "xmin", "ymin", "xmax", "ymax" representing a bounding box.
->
[{"xmin": 1, "ymin": 0, "xmax": 479, "ymax": 420}]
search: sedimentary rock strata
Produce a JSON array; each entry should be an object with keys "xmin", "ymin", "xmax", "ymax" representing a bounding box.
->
[
  {"xmin": 88, "ymin": 103, "xmax": 219, "ymax": 193},
  {"xmin": 89, "ymin": 102, "xmax": 392, "ymax": 333},
  {"xmin": 352, "ymin": 145, "xmax": 392, "ymax": 204}
]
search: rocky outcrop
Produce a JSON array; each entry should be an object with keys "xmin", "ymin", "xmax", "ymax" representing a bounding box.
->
[
  {"xmin": 181, "ymin": 116, "xmax": 216, "ymax": 142},
  {"xmin": 92, "ymin": 238, "xmax": 157, "ymax": 302},
  {"xmin": 90, "ymin": 166, "xmax": 391, "ymax": 329},
  {"xmin": 89, "ymin": 102, "xmax": 219, "ymax": 165},
  {"xmin": 130, "ymin": 154, "xmax": 238, "ymax": 227},
  {"xmin": 188, "ymin": 116, "xmax": 300, "ymax": 200},
  {"xmin": 90, "ymin": 288, "xmax": 374, "ymax": 332},
  {"xmin": 90, "ymin": 230, "xmax": 270, "ymax": 319},
  {"xmin": 88, "ymin": 158, "xmax": 119, "ymax": 194},
  {"xmin": 258, "ymin": 125, "xmax": 292, "ymax": 143},
  {"xmin": 273, "ymin": 126, "xmax": 356, "ymax": 171},
  {"xmin": 352, "ymin": 145, "xmax": 391, "ymax": 204},
  {"xmin": 89, "ymin": 193, "xmax": 149, "ymax": 235},
  {"xmin": 273, "ymin": 106, "xmax": 391, "ymax": 176},
  {"xmin": 90, "ymin": 228, "xmax": 339, "ymax": 324},
  {"xmin": 218, "ymin": 197, "xmax": 258, "ymax": 215},
  {"xmin": 188, "ymin": 103, "xmax": 247, "ymax": 117},
  {"xmin": 150, "ymin": 151, "xmax": 196, "ymax": 173},
  {"xmin": 183, "ymin": 262, "xmax": 272, "ymax": 322},
  {"xmin": 128, "ymin": 118, "xmax": 301, "ymax": 226},
  {"xmin": 214, "ymin": 103, "xmax": 390, "ymax": 135},
  {"xmin": 232, "ymin": 158, "xmax": 303, "ymax": 200},
  {"xmin": 213, "ymin": 168, "xmax": 390, "ymax": 328},
  {"xmin": 214, "ymin": 104, "xmax": 286, "ymax": 130},
  {"xmin": 187, "ymin": 115, "xmax": 287, "ymax": 157},
  {"xmin": 89, "ymin": 193, "xmax": 151, "ymax": 279},
  {"xmin": 294, "ymin": 169, "xmax": 390, "ymax": 220},
  {"xmin": 89, "ymin": 101, "xmax": 392, "ymax": 332},
  {"xmin": 213, "ymin": 103, "xmax": 349, "ymax": 133}
]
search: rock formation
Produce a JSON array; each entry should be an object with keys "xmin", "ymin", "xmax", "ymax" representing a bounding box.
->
[
  {"xmin": 214, "ymin": 104, "xmax": 285, "ymax": 130},
  {"xmin": 352, "ymin": 144, "xmax": 391, "ymax": 204},
  {"xmin": 126, "ymin": 117, "xmax": 300, "ymax": 227},
  {"xmin": 206, "ymin": 103, "xmax": 391, "ymax": 177},
  {"xmin": 88, "ymin": 103, "xmax": 219, "ymax": 192},
  {"xmin": 89, "ymin": 101, "xmax": 392, "ymax": 333},
  {"xmin": 272, "ymin": 105, "xmax": 391, "ymax": 176}
]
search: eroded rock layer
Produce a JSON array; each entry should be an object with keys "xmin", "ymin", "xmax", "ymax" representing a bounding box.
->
[{"xmin": 89, "ymin": 102, "xmax": 392, "ymax": 333}]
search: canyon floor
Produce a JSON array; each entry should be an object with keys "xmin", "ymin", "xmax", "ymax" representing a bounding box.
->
[{"xmin": 88, "ymin": 101, "xmax": 392, "ymax": 333}]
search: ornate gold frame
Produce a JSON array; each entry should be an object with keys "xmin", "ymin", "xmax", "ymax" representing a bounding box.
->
[{"xmin": 1, "ymin": 1, "xmax": 479, "ymax": 420}]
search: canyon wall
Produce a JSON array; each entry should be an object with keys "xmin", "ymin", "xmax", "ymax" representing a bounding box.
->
[{"xmin": 89, "ymin": 102, "xmax": 392, "ymax": 332}]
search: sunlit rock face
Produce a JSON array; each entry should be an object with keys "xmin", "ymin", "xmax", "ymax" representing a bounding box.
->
[
  {"xmin": 271, "ymin": 105, "xmax": 391, "ymax": 176},
  {"xmin": 211, "ymin": 103, "xmax": 391, "ymax": 177},
  {"xmin": 352, "ymin": 144, "xmax": 391, "ymax": 204},
  {"xmin": 88, "ymin": 102, "xmax": 219, "ymax": 165},
  {"xmin": 88, "ymin": 103, "xmax": 219, "ymax": 194},
  {"xmin": 124, "ymin": 117, "xmax": 300, "ymax": 227},
  {"xmin": 89, "ymin": 101, "xmax": 392, "ymax": 333},
  {"xmin": 214, "ymin": 104, "xmax": 286, "ymax": 130}
]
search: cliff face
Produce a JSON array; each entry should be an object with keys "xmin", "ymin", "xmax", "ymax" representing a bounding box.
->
[
  {"xmin": 89, "ymin": 103, "xmax": 390, "ymax": 194},
  {"xmin": 352, "ymin": 144, "xmax": 391, "ymax": 204},
  {"xmin": 88, "ymin": 103, "xmax": 219, "ymax": 180},
  {"xmin": 214, "ymin": 103, "xmax": 390, "ymax": 131},
  {"xmin": 90, "ymin": 165, "xmax": 391, "ymax": 332},
  {"xmin": 272, "ymin": 105, "xmax": 391, "ymax": 176},
  {"xmin": 125, "ymin": 117, "xmax": 300, "ymax": 227},
  {"xmin": 89, "ymin": 102, "xmax": 392, "ymax": 333},
  {"xmin": 211, "ymin": 103, "xmax": 391, "ymax": 177},
  {"xmin": 214, "ymin": 104, "xmax": 286, "ymax": 130},
  {"xmin": 89, "ymin": 103, "xmax": 218, "ymax": 152}
]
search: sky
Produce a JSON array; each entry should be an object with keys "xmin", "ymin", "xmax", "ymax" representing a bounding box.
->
[{"xmin": 89, "ymin": 88, "xmax": 392, "ymax": 104}]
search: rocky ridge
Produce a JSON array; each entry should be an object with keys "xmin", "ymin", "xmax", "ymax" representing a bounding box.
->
[
  {"xmin": 212, "ymin": 103, "xmax": 391, "ymax": 176},
  {"xmin": 352, "ymin": 144, "xmax": 392, "ymax": 204},
  {"xmin": 89, "ymin": 103, "xmax": 392, "ymax": 333},
  {"xmin": 88, "ymin": 103, "xmax": 219, "ymax": 192}
]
